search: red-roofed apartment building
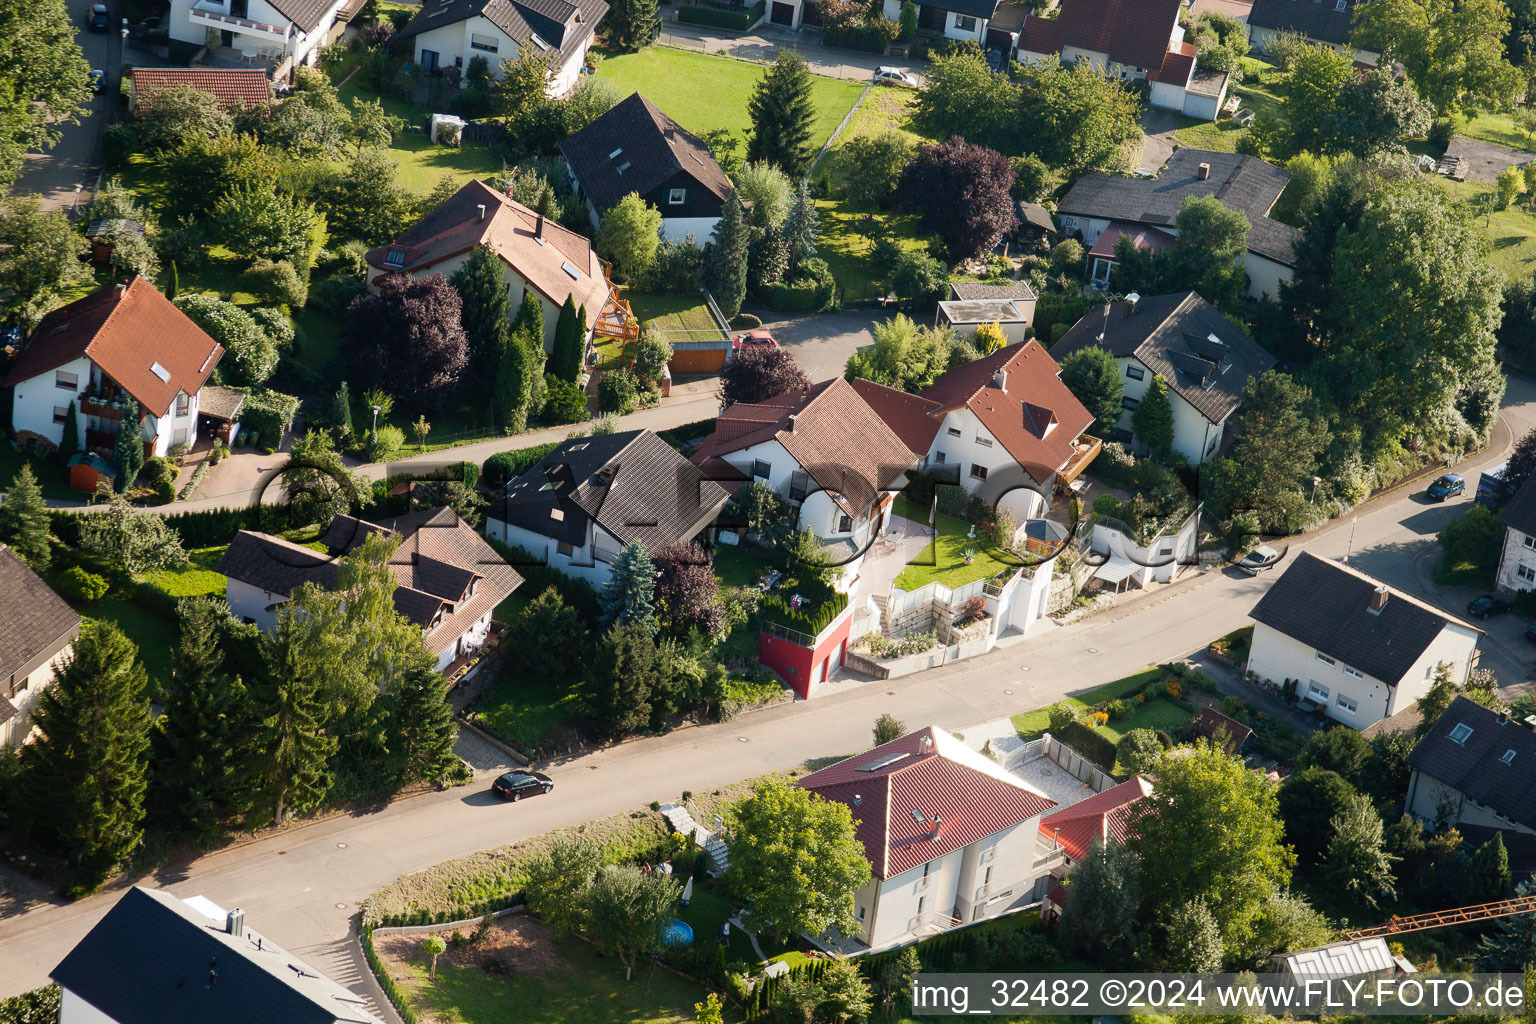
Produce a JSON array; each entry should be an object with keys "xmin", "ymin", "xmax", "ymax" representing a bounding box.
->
[
  {"xmin": 797, "ymin": 726, "xmax": 1059, "ymax": 950},
  {"xmin": 1017, "ymin": 0, "xmax": 1230, "ymax": 121},
  {"xmin": 3, "ymin": 278, "xmax": 223, "ymax": 460},
  {"xmin": 1039, "ymin": 776, "xmax": 1153, "ymax": 922}
]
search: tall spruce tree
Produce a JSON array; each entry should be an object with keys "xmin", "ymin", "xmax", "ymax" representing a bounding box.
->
[
  {"xmin": 1131, "ymin": 374, "xmax": 1174, "ymax": 460},
  {"xmin": 1476, "ymin": 878, "xmax": 1536, "ymax": 970},
  {"xmin": 152, "ymin": 598, "xmax": 258, "ymax": 841},
  {"xmin": 19, "ymin": 621, "xmax": 152, "ymax": 880},
  {"xmin": 450, "ymin": 243, "xmax": 512, "ymax": 392},
  {"xmin": 606, "ymin": 0, "xmax": 659, "ymax": 50},
  {"xmin": 701, "ymin": 192, "xmax": 749, "ymax": 320},
  {"xmin": 512, "ymin": 292, "xmax": 548, "ymax": 414},
  {"xmin": 251, "ymin": 603, "xmax": 339, "ymax": 825},
  {"xmin": 114, "ymin": 397, "xmax": 143, "ymax": 492},
  {"xmin": 331, "ymin": 381, "xmax": 355, "ymax": 442},
  {"xmin": 0, "ymin": 464, "xmax": 52, "ymax": 569},
  {"xmin": 386, "ymin": 664, "xmax": 459, "ymax": 784},
  {"xmin": 747, "ymin": 50, "xmax": 817, "ymax": 177},
  {"xmin": 58, "ymin": 399, "xmax": 78, "ymax": 463},
  {"xmin": 601, "ymin": 541, "xmax": 657, "ymax": 631},
  {"xmin": 782, "ymin": 178, "xmax": 819, "ymax": 274},
  {"xmin": 551, "ymin": 295, "xmax": 583, "ymax": 382}
]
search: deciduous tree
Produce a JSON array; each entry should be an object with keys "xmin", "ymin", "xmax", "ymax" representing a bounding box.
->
[
  {"xmin": 0, "ymin": 197, "xmax": 88, "ymax": 326},
  {"xmin": 747, "ymin": 50, "xmax": 817, "ymax": 177},
  {"xmin": 834, "ymin": 132, "xmax": 915, "ymax": 208},
  {"xmin": 79, "ymin": 493, "xmax": 188, "ymax": 574},
  {"xmin": 720, "ymin": 343, "xmax": 810, "ymax": 406},
  {"xmin": 1322, "ymin": 62, "xmax": 1432, "ymax": 156},
  {"xmin": 0, "ymin": 0, "xmax": 91, "ymax": 191},
  {"xmin": 653, "ymin": 542, "xmax": 724, "ymax": 638},
  {"xmin": 735, "ymin": 161, "xmax": 793, "ymax": 230},
  {"xmin": 1353, "ymin": 0, "xmax": 1524, "ymax": 114},
  {"xmin": 843, "ymin": 314, "xmax": 952, "ymax": 392},
  {"xmin": 911, "ymin": 50, "xmax": 1018, "ymax": 152},
  {"xmin": 898, "ymin": 136, "xmax": 1015, "ymax": 261},
  {"xmin": 1016, "ymin": 58, "xmax": 1142, "ymax": 175},
  {"xmin": 1057, "ymin": 839, "xmax": 1141, "ymax": 964},
  {"xmin": 345, "ymin": 272, "xmax": 469, "ymax": 411},
  {"xmin": 872, "ymin": 713, "xmax": 906, "ymax": 745},
  {"xmin": 586, "ymin": 865, "xmax": 680, "ymax": 979},
  {"xmin": 175, "ymin": 294, "xmax": 281, "ymax": 386},
  {"xmin": 1058, "ymin": 347, "xmax": 1124, "ymax": 431},
  {"xmin": 524, "ymin": 838, "xmax": 603, "ymax": 934},
  {"xmin": 1325, "ymin": 793, "xmax": 1397, "ymax": 908},
  {"xmin": 1278, "ymin": 767, "xmax": 1358, "ymax": 869},
  {"xmin": 598, "ymin": 192, "xmax": 663, "ymax": 283},
  {"xmin": 1283, "ymin": 42, "xmax": 1356, "ymax": 153},
  {"xmin": 1162, "ymin": 897, "xmax": 1223, "ymax": 971}
]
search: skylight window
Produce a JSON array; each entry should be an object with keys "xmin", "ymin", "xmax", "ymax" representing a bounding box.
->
[
  {"xmin": 1502, "ymin": 749, "xmax": 1517, "ymax": 765},
  {"xmin": 550, "ymin": 508, "xmax": 564, "ymax": 521},
  {"xmin": 616, "ymin": 161, "xmax": 632, "ymax": 175},
  {"xmin": 562, "ymin": 261, "xmax": 582, "ymax": 280},
  {"xmin": 570, "ymin": 442, "xmax": 589, "ymax": 451},
  {"xmin": 857, "ymin": 752, "xmax": 909, "ymax": 772},
  {"xmin": 150, "ymin": 362, "xmax": 171, "ymax": 383},
  {"xmin": 608, "ymin": 147, "xmax": 623, "ymax": 159},
  {"xmin": 1449, "ymin": 723, "xmax": 1474, "ymax": 745}
]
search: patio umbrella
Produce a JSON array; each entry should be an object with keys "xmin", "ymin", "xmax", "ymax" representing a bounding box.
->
[{"xmin": 681, "ymin": 877, "xmax": 694, "ymax": 908}]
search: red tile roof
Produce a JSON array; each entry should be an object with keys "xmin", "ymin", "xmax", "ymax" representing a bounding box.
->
[
  {"xmin": 691, "ymin": 378, "xmax": 917, "ymax": 517},
  {"xmin": 1151, "ymin": 41, "xmax": 1198, "ymax": 84},
  {"xmin": 847, "ymin": 377, "xmax": 944, "ymax": 457},
  {"xmin": 1019, "ymin": 0, "xmax": 1184, "ymax": 73},
  {"xmin": 798, "ymin": 726, "xmax": 1057, "ymax": 879},
  {"xmin": 918, "ymin": 341, "xmax": 1095, "ymax": 485},
  {"xmin": 3, "ymin": 278, "xmax": 222, "ymax": 417},
  {"xmin": 1087, "ymin": 220, "xmax": 1178, "ymax": 260},
  {"xmin": 1038, "ymin": 776, "xmax": 1153, "ymax": 861},
  {"xmin": 130, "ymin": 68, "xmax": 272, "ymax": 111}
]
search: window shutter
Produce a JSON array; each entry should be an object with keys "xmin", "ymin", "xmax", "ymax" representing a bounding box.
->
[{"xmin": 684, "ymin": 188, "xmax": 693, "ymax": 204}]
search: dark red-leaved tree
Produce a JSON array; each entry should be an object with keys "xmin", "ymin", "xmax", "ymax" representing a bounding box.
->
[
  {"xmin": 718, "ymin": 345, "xmax": 809, "ymax": 408},
  {"xmin": 898, "ymin": 135, "xmax": 1016, "ymax": 262},
  {"xmin": 1505, "ymin": 428, "xmax": 1536, "ymax": 501},
  {"xmin": 343, "ymin": 272, "xmax": 470, "ymax": 412},
  {"xmin": 653, "ymin": 542, "xmax": 725, "ymax": 638}
]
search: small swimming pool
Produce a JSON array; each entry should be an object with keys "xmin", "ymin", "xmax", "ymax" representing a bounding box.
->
[{"xmin": 661, "ymin": 919, "xmax": 694, "ymax": 947}]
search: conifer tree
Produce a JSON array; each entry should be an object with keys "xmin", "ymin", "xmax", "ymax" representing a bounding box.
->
[
  {"xmin": 493, "ymin": 329, "xmax": 535, "ymax": 433},
  {"xmin": 551, "ymin": 295, "xmax": 584, "ymax": 382},
  {"xmin": 331, "ymin": 381, "xmax": 355, "ymax": 442},
  {"xmin": 250, "ymin": 605, "xmax": 339, "ymax": 825},
  {"xmin": 1324, "ymin": 793, "xmax": 1397, "ymax": 909},
  {"xmin": 606, "ymin": 0, "xmax": 659, "ymax": 51},
  {"xmin": 0, "ymin": 464, "xmax": 52, "ymax": 570},
  {"xmin": 58, "ymin": 399, "xmax": 78, "ymax": 463},
  {"xmin": 166, "ymin": 260, "xmax": 179, "ymax": 300},
  {"xmin": 1476, "ymin": 877, "xmax": 1536, "ymax": 970},
  {"xmin": 747, "ymin": 50, "xmax": 817, "ymax": 177},
  {"xmin": 386, "ymin": 664, "xmax": 459, "ymax": 784},
  {"xmin": 701, "ymin": 192, "xmax": 749, "ymax": 320},
  {"xmin": 19, "ymin": 621, "xmax": 152, "ymax": 880},
  {"xmin": 601, "ymin": 541, "xmax": 657, "ymax": 631},
  {"xmin": 152, "ymin": 598, "xmax": 258, "ymax": 841},
  {"xmin": 782, "ymin": 178, "xmax": 819, "ymax": 275},
  {"xmin": 449, "ymin": 243, "xmax": 512, "ymax": 391},
  {"xmin": 512, "ymin": 288, "xmax": 545, "ymax": 341},
  {"xmin": 512, "ymin": 291, "xmax": 548, "ymax": 415},
  {"xmin": 1131, "ymin": 373, "xmax": 1175, "ymax": 460},
  {"xmin": 1460, "ymin": 832, "xmax": 1512, "ymax": 905},
  {"xmin": 114, "ymin": 397, "xmax": 143, "ymax": 492}
]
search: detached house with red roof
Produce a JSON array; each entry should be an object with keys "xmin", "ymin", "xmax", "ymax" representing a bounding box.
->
[
  {"xmin": 4, "ymin": 278, "xmax": 223, "ymax": 461},
  {"xmin": 1017, "ymin": 0, "xmax": 1229, "ymax": 121},
  {"xmin": 797, "ymin": 726, "xmax": 1059, "ymax": 949},
  {"xmin": 1039, "ymin": 775, "xmax": 1153, "ymax": 921},
  {"xmin": 367, "ymin": 179, "xmax": 612, "ymax": 354}
]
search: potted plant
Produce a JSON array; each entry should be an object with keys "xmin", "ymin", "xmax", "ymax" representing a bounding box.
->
[{"xmin": 962, "ymin": 545, "xmax": 977, "ymax": 565}]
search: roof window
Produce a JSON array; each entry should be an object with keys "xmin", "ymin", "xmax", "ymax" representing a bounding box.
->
[
  {"xmin": 1449, "ymin": 723, "xmax": 1474, "ymax": 745},
  {"xmin": 1502, "ymin": 749, "xmax": 1517, "ymax": 765},
  {"xmin": 608, "ymin": 147, "xmax": 623, "ymax": 159},
  {"xmin": 616, "ymin": 161, "xmax": 632, "ymax": 175},
  {"xmin": 550, "ymin": 508, "xmax": 565, "ymax": 521},
  {"xmin": 150, "ymin": 361, "xmax": 171, "ymax": 383},
  {"xmin": 386, "ymin": 249, "xmax": 405, "ymax": 266},
  {"xmin": 562, "ymin": 261, "xmax": 582, "ymax": 280},
  {"xmin": 857, "ymin": 752, "xmax": 910, "ymax": 772}
]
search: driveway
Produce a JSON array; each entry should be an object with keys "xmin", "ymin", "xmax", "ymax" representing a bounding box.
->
[
  {"xmin": 750, "ymin": 307, "xmax": 888, "ymax": 380},
  {"xmin": 1446, "ymin": 135, "xmax": 1536, "ymax": 184},
  {"xmin": 1139, "ymin": 108, "xmax": 1181, "ymax": 174}
]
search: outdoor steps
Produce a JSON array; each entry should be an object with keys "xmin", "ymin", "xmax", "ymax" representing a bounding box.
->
[
  {"xmin": 871, "ymin": 592, "xmax": 891, "ymax": 634},
  {"xmin": 661, "ymin": 803, "xmax": 730, "ymax": 875}
]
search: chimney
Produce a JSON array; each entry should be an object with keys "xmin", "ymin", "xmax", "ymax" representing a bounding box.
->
[
  {"xmin": 1197, "ymin": 162, "xmax": 1211, "ymax": 180},
  {"xmin": 476, "ymin": 203, "xmax": 486, "ymax": 222},
  {"xmin": 787, "ymin": 413, "xmax": 797, "ymax": 433},
  {"xmin": 853, "ymin": 793, "xmax": 862, "ymax": 806},
  {"xmin": 993, "ymin": 368, "xmax": 1008, "ymax": 392},
  {"xmin": 1369, "ymin": 585, "xmax": 1388, "ymax": 614},
  {"xmin": 535, "ymin": 213, "xmax": 545, "ymax": 239},
  {"xmin": 1125, "ymin": 291, "xmax": 1141, "ymax": 314},
  {"xmin": 929, "ymin": 815, "xmax": 942, "ymax": 840},
  {"xmin": 225, "ymin": 909, "xmax": 244, "ymax": 936},
  {"xmin": 1525, "ymin": 715, "xmax": 1536, "ymax": 733},
  {"xmin": 919, "ymin": 735, "xmax": 933, "ymax": 754}
]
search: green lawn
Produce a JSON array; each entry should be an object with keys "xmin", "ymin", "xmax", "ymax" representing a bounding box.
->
[
  {"xmin": 1097, "ymin": 697, "xmax": 1193, "ymax": 746},
  {"xmin": 0, "ymin": 444, "xmax": 77, "ymax": 500},
  {"xmin": 893, "ymin": 499, "xmax": 1016, "ymax": 592},
  {"xmin": 1456, "ymin": 109, "xmax": 1536, "ymax": 153},
  {"xmin": 142, "ymin": 546, "xmax": 227, "ymax": 598},
  {"xmin": 629, "ymin": 293, "xmax": 722, "ymax": 337},
  {"xmin": 713, "ymin": 542, "xmax": 776, "ymax": 589},
  {"xmin": 1011, "ymin": 668, "xmax": 1163, "ymax": 740},
  {"xmin": 595, "ymin": 46, "xmax": 865, "ymax": 152},
  {"xmin": 87, "ymin": 597, "xmax": 178, "ymax": 682},
  {"xmin": 1172, "ymin": 58, "xmax": 1287, "ymax": 155},
  {"xmin": 1435, "ymin": 177, "xmax": 1536, "ymax": 281},
  {"xmin": 471, "ymin": 667, "xmax": 581, "ymax": 750},
  {"xmin": 384, "ymin": 929, "xmax": 734, "ymax": 1024},
  {"xmin": 370, "ymin": 132, "xmax": 506, "ymax": 196}
]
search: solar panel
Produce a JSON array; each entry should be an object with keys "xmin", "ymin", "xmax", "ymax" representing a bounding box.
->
[{"xmin": 857, "ymin": 752, "xmax": 910, "ymax": 772}]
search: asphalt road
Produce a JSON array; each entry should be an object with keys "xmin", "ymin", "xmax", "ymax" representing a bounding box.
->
[
  {"xmin": 2, "ymin": 377, "xmax": 1533, "ymax": 997},
  {"xmin": 10, "ymin": 0, "xmax": 125, "ymax": 213}
]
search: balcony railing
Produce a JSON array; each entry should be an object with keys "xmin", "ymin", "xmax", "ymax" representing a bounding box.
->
[{"xmin": 189, "ymin": 0, "xmax": 289, "ymax": 40}]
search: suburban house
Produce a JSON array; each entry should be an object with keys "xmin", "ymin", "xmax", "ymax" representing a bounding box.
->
[
  {"xmin": 218, "ymin": 507, "xmax": 522, "ymax": 672},
  {"xmin": 1038, "ymin": 775, "xmax": 1152, "ymax": 869},
  {"xmin": 51, "ymin": 886, "xmax": 382, "ymax": 1024},
  {"xmin": 1017, "ymin": 0, "xmax": 1229, "ymax": 120},
  {"xmin": 128, "ymin": 67, "xmax": 271, "ymax": 112},
  {"xmin": 559, "ymin": 92, "xmax": 734, "ymax": 243},
  {"xmin": 1493, "ymin": 475, "xmax": 1536, "ymax": 594},
  {"xmin": 796, "ymin": 726, "xmax": 1058, "ymax": 949},
  {"xmin": 691, "ymin": 377, "xmax": 919, "ymax": 579},
  {"xmin": 935, "ymin": 281, "xmax": 1037, "ymax": 345},
  {"xmin": 165, "ymin": 0, "xmax": 360, "ymax": 71},
  {"xmin": 1246, "ymin": 552, "xmax": 1483, "ymax": 730},
  {"xmin": 1050, "ymin": 291, "xmax": 1277, "ymax": 465},
  {"xmin": 1056, "ymin": 149, "xmax": 1302, "ymax": 301},
  {"xmin": 397, "ymin": 0, "xmax": 606, "ymax": 97},
  {"xmin": 873, "ymin": 0, "xmax": 1003, "ymax": 46},
  {"xmin": 0, "ymin": 546, "xmax": 81, "ymax": 748},
  {"xmin": 1406, "ymin": 696, "xmax": 1536, "ymax": 837},
  {"xmin": 366, "ymin": 179, "xmax": 612, "ymax": 353},
  {"xmin": 486, "ymin": 429, "xmax": 732, "ymax": 588},
  {"xmin": 1247, "ymin": 0, "xmax": 1379, "ymax": 65},
  {"xmin": 3, "ymin": 277, "xmax": 224, "ymax": 460}
]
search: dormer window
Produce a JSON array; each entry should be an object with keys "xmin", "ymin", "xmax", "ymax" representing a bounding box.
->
[{"xmin": 386, "ymin": 249, "xmax": 405, "ymax": 267}]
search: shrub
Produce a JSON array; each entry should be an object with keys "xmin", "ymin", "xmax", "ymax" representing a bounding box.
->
[
  {"xmin": 234, "ymin": 386, "xmax": 300, "ymax": 453},
  {"xmin": 61, "ymin": 567, "xmax": 110, "ymax": 602},
  {"xmin": 863, "ymin": 630, "xmax": 939, "ymax": 657},
  {"xmin": 598, "ymin": 367, "xmax": 639, "ymax": 414},
  {"xmin": 144, "ymin": 456, "xmax": 177, "ymax": 488},
  {"xmin": 482, "ymin": 442, "xmax": 559, "ymax": 490},
  {"xmin": 368, "ymin": 424, "xmax": 405, "ymax": 462},
  {"xmin": 1428, "ymin": 117, "xmax": 1454, "ymax": 152},
  {"xmin": 677, "ymin": 1, "xmax": 763, "ymax": 29},
  {"xmin": 309, "ymin": 274, "xmax": 367, "ymax": 316},
  {"xmin": 1047, "ymin": 700, "xmax": 1079, "ymax": 732},
  {"xmin": 1058, "ymin": 720, "xmax": 1117, "ymax": 771},
  {"xmin": 543, "ymin": 375, "xmax": 589, "ymax": 424},
  {"xmin": 243, "ymin": 259, "xmax": 308, "ymax": 308},
  {"xmin": 756, "ymin": 257, "xmax": 837, "ymax": 312}
]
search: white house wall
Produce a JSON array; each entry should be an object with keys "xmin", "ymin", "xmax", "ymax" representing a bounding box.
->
[
  {"xmin": 226, "ymin": 577, "xmax": 282, "ymax": 632},
  {"xmin": 0, "ymin": 644, "xmax": 72, "ymax": 747},
  {"xmin": 1496, "ymin": 526, "xmax": 1536, "ymax": 594},
  {"xmin": 1407, "ymin": 769, "xmax": 1536, "ymax": 836},
  {"xmin": 10, "ymin": 355, "xmax": 92, "ymax": 448},
  {"xmin": 408, "ymin": 15, "xmax": 588, "ymax": 96},
  {"xmin": 1167, "ymin": 387, "xmax": 1224, "ymax": 465},
  {"xmin": 485, "ymin": 516, "xmax": 617, "ymax": 588},
  {"xmin": 868, "ymin": 847, "xmax": 966, "ymax": 948},
  {"xmin": 1247, "ymin": 24, "xmax": 1378, "ymax": 65},
  {"xmin": 1243, "ymin": 251, "xmax": 1291, "ymax": 303},
  {"xmin": 1149, "ymin": 79, "xmax": 1188, "ymax": 111},
  {"xmin": 58, "ymin": 989, "xmax": 117, "ymax": 1024}
]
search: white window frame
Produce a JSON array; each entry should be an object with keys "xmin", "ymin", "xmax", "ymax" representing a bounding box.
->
[
  {"xmin": 947, "ymin": 426, "xmax": 962, "ymax": 437},
  {"xmin": 1315, "ymin": 651, "xmax": 1336, "ymax": 666},
  {"xmin": 1449, "ymin": 723, "xmax": 1474, "ymax": 745},
  {"xmin": 954, "ymin": 13, "xmax": 976, "ymax": 30},
  {"xmin": 55, "ymin": 370, "xmax": 78, "ymax": 391},
  {"xmin": 1525, "ymin": 534, "xmax": 1536, "ymax": 550},
  {"xmin": 1307, "ymin": 681, "xmax": 1330, "ymax": 701},
  {"xmin": 1335, "ymin": 693, "xmax": 1358, "ymax": 715},
  {"xmin": 52, "ymin": 405, "xmax": 69, "ymax": 425},
  {"xmin": 469, "ymin": 32, "xmax": 499, "ymax": 52},
  {"xmin": 668, "ymin": 188, "xmax": 687, "ymax": 205},
  {"xmin": 1520, "ymin": 564, "xmax": 1536, "ymax": 583},
  {"xmin": 970, "ymin": 464, "xmax": 988, "ymax": 481},
  {"xmin": 1342, "ymin": 664, "xmax": 1362, "ymax": 679}
]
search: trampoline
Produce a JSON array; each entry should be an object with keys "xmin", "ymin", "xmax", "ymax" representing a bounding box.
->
[{"xmin": 661, "ymin": 919, "xmax": 694, "ymax": 947}]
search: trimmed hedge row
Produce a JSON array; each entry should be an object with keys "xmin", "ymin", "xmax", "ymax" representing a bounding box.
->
[
  {"xmin": 1058, "ymin": 719, "xmax": 1117, "ymax": 772},
  {"xmin": 755, "ymin": 262, "xmax": 837, "ymax": 313},
  {"xmin": 361, "ymin": 925, "xmax": 419, "ymax": 1024},
  {"xmin": 677, "ymin": 0, "xmax": 763, "ymax": 29},
  {"xmin": 50, "ymin": 503, "xmax": 323, "ymax": 551},
  {"xmin": 760, "ymin": 588, "xmax": 849, "ymax": 636},
  {"xmin": 481, "ymin": 441, "xmax": 560, "ymax": 490}
]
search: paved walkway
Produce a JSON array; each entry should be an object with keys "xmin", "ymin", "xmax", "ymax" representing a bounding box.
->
[{"xmin": 1138, "ymin": 108, "xmax": 1181, "ymax": 174}]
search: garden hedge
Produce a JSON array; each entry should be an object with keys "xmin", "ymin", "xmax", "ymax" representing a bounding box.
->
[
  {"xmin": 1057, "ymin": 720, "xmax": 1117, "ymax": 773},
  {"xmin": 50, "ymin": 502, "xmax": 321, "ymax": 550},
  {"xmin": 755, "ymin": 262, "xmax": 837, "ymax": 313},
  {"xmin": 677, "ymin": 1, "xmax": 763, "ymax": 29},
  {"xmin": 759, "ymin": 588, "xmax": 849, "ymax": 636},
  {"xmin": 482, "ymin": 441, "xmax": 560, "ymax": 490},
  {"xmin": 0, "ymin": 985, "xmax": 59, "ymax": 1024}
]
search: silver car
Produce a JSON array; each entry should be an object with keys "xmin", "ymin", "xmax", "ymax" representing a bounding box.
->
[
  {"xmin": 874, "ymin": 66, "xmax": 919, "ymax": 87},
  {"xmin": 1237, "ymin": 545, "xmax": 1281, "ymax": 576}
]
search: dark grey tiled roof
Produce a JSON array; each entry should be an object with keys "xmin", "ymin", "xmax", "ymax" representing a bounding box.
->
[
  {"xmin": 1249, "ymin": 0, "xmax": 1357, "ymax": 45},
  {"xmin": 0, "ymin": 545, "xmax": 81, "ymax": 684},
  {"xmin": 1501, "ymin": 475, "xmax": 1536, "ymax": 538},
  {"xmin": 267, "ymin": 0, "xmax": 340, "ymax": 32},
  {"xmin": 52, "ymin": 887, "xmax": 380, "ymax": 1024},
  {"xmin": 559, "ymin": 92, "xmax": 733, "ymax": 211},
  {"xmin": 399, "ymin": 0, "xmax": 607, "ymax": 56},
  {"xmin": 1408, "ymin": 697, "xmax": 1536, "ymax": 830},
  {"xmin": 491, "ymin": 429, "xmax": 731, "ymax": 553},
  {"xmin": 1050, "ymin": 291, "xmax": 1275, "ymax": 424},
  {"xmin": 1058, "ymin": 150, "xmax": 1301, "ymax": 265},
  {"xmin": 1248, "ymin": 551, "xmax": 1479, "ymax": 685}
]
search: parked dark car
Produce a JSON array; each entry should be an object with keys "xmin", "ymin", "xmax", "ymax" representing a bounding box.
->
[
  {"xmin": 87, "ymin": 4, "xmax": 111, "ymax": 31},
  {"xmin": 1467, "ymin": 594, "xmax": 1513, "ymax": 619},
  {"xmin": 1236, "ymin": 545, "xmax": 1281, "ymax": 576},
  {"xmin": 1427, "ymin": 473, "xmax": 1465, "ymax": 501},
  {"xmin": 1525, "ymin": 621, "xmax": 1536, "ymax": 644},
  {"xmin": 88, "ymin": 70, "xmax": 107, "ymax": 95},
  {"xmin": 491, "ymin": 769, "xmax": 553, "ymax": 801}
]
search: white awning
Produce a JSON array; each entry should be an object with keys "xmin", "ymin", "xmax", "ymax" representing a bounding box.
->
[{"xmin": 1092, "ymin": 558, "xmax": 1140, "ymax": 585}]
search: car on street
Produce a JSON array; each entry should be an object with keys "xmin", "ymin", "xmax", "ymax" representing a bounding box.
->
[
  {"xmin": 1467, "ymin": 594, "xmax": 1513, "ymax": 619},
  {"xmin": 1236, "ymin": 545, "xmax": 1282, "ymax": 576},
  {"xmin": 1427, "ymin": 473, "xmax": 1465, "ymax": 501},
  {"xmin": 87, "ymin": 4, "xmax": 111, "ymax": 31},
  {"xmin": 491, "ymin": 769, "xmax": 553, "ymax": 801},
  {"xmin": 1525, "ymin": 621, "xmax": 1536, "ymax": 644},
  {"xmin": 732, "ymin": 329, "xmax": 778, "ymax": 351},
  {"xmin": 88, "ymin": 70, "xmax": 107, "ymax": 95},
  {"xmin": 873, "ymin": 66, "xmax": 918, "ymax": 87}
]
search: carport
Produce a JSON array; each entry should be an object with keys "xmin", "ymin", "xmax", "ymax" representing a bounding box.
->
[{"xmin": 1091, "ymin": 557, "xmax": 1140, "ymax": 594}]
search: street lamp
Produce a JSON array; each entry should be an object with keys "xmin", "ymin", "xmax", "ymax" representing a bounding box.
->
[
  {"xmin": 121, "ymin": 22, "xmax": 129, "ymax": 69},
  {"xmin": 370, "ymin": 404, "xmax": 381, "ymax": 435},
  {"xmin": 1310, "ymin": 476, "xmax": 1321, "ymax": 503}
]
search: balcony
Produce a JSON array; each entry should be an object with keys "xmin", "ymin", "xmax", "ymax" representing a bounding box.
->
[
  {"xmin": 1057, "ymin": 433, "xmax": 1102, "ymax": 486},
  {"xmin": 189, "ymin": 0, "xmax": 290, "ymax": 41}
]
